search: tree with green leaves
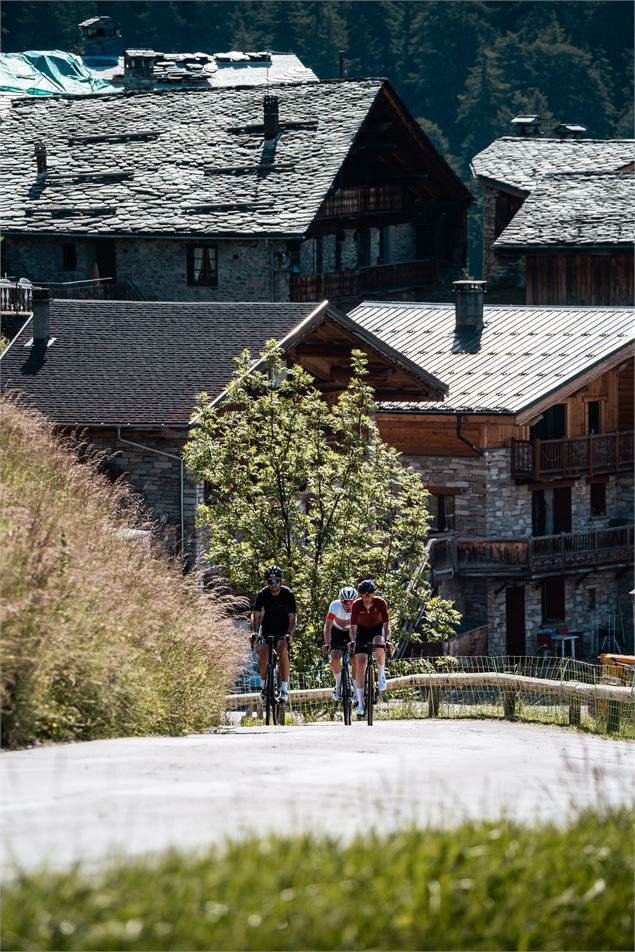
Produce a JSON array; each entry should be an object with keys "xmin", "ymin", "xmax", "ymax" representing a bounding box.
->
[{"xmin": 184, "ymin": 343, "xmax": 459, "ymax": 671}]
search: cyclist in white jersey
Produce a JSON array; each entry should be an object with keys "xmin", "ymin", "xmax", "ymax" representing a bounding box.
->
[{"xmin": 322, "ymin": 586, "xmax": 358, "ymax": 701}]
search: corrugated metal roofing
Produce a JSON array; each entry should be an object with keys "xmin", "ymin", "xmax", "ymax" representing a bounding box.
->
[
  {"xmin": 494, "ymin": 172, "xmax": 635, "ymax": 249},
  {"xmin": 471, "ymin": 137, "xmax": 635, "ymax": 194},
  {"xmin": 348, "ymin": 302, "xmax": 634, "ymax": 415}
]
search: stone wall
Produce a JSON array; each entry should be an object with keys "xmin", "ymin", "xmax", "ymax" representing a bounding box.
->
[
  {"xmin": 402, "ymin": 453, "xmax": 488, "ymax": 536},
  {"xmin": 80, "ymin": 427, "xmax": 200, "ymax": 561},
  {"xmin": 481, "ymin": 186, "xmax": 525, "ymax": 289}
]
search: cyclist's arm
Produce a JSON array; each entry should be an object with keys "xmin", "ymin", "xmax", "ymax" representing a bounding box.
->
[
  {"xmin": 251, "ymin": 610, "xmax": 262, "ymax": 636},
  {"xmin": 286, "ymin": 613, "xmax": 297, "ymax": 640},
  {"xmin": 349, "ymin": 623, "xmax": 357, "ymax": 646},
  {"xmin": 323, "ymin": 617, "xmax": 334, "ymax": 647}
]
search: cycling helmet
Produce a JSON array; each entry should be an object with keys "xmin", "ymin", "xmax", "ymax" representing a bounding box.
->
[
  {"xmin": 264, "ymin": 565, "xmax": 283, "ymax": 581},
  {"xmin": 357, "ymin": 579, "xmax": 376, "ymax": 594},
  {"xmin": 339, "ymin": 586, "xmax": 358, "ymax": 602}
]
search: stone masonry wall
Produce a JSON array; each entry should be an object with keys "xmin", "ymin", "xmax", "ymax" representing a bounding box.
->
[
  {"xmin": 81, "ymin": 428, "xmax": 199, "ymax": 561},
  {"xmin": 4, "ymin": 235, "xmax": 290, "ymax": 302},
  {"xmin": 401, "ymin": 453, "xmax": 488, "ymax": 536},
  {"xmin": 481, "ymin": 186, "xmax": 525, "ymax": 289}
]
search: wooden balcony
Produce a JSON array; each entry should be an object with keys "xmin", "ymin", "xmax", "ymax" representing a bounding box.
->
[
  {"xmin": 430, "ymin": 526, "xmax": 634, "ymax": 578},
  {"xmin": 317, "ymin": 186, "xmax": 404, "ymax": 219},
  {"xmin": 38, "ymin": 278, "xmax": 145, "ymax": 301},
  {"xmin": 512, "ymin": 432, "xmax": 634, "ymax": 481},
  {"xmin": 289, "ymin": 259, "xmax": 438, "ymax": 302},
  {"xmin": 0, "ymin": 279, "xmax": 33, "ymax": 315}
]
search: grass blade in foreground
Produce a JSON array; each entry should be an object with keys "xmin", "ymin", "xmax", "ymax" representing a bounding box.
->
[{"xmin": 3, "ymin": 809, "xmax": 632, "ymax": 951}]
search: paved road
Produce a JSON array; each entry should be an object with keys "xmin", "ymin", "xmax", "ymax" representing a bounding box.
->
[{"xmin": 2, "ymin": 721, "xmax": 632, "ymax": 875}]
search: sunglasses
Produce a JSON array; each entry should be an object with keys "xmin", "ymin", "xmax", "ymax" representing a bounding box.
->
[
  {"xmin": 342, "ymin": 599, "xmax": 354, "ymax": 605},
  {"xmin": 267, "ymin": 578, "xmax": 281, "ymax": 586}
]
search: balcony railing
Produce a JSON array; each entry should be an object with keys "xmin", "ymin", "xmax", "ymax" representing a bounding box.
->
[
  {"xmin": 512, "ymin": 432, "xmax": 634, "ymax": 481},
  {"xmin": 36, "ymin": 277, "xmax": 145, "ymax": 301},
  {"xmin": 289, "ymin": 259, "xmax": 438, "ymax": 301},
  {"xmin": 0, "ymin": 279, "xmax": 33, "ymax": 315},
  {"xmin": 318, "ymin": 186, "xmax": 404, "ymax": 218},
  {"xmin": 430, "ymin": 526, "xmax": 634, "ymax": 577}
]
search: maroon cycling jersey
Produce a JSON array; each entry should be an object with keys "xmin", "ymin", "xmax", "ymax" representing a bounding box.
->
[{"xmin": 350, "ymin": 595, "xmax": 389, "ymax": 630}]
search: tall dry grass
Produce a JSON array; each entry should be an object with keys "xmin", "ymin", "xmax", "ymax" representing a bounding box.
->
[{"xmin": 0, "ymin": 399, "xmax": 246, "ymax": 748}]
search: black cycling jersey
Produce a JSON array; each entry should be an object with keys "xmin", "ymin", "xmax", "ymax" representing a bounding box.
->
[{"xmin": 253, "ymin": 585, "xmax": 297, "ymax": 637}]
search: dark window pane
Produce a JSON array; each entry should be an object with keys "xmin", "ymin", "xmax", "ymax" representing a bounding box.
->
[
  {"xmin": 187, "ymin": 245, "xmax": 218, "ymax": 286},
  {"xmin": 590, "ymin": 481, "xmax": 606, "ymax": 516},
  {"xmin": 62, "ymin": 243, "xmax": 76, "ymax": 271},
  {"xmin": 588, "ymin": 401, "xmax": 601, "ymax": 435}
]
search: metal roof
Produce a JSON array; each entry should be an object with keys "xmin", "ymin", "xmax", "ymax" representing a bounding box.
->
[
  {"xmin": 471, "ymin": 137, "xmax": 635, "ymax": 194},
  {"xmin": 348, "ymin": 301, "xmax": 634, "ymax": 416},
  {"xmin": 494, "ymin": 172, "xmax": 635, "ymax": 250}
]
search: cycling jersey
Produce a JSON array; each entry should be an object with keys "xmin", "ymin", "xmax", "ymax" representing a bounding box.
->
[
  {"xmin": 253, "ymin": 585, "xmax": 297, "ymax": 637},
  {"xmin": 326, "ymin": 599, "xmax": 353, "ymax": 632},
  {"xmin": 350, "ymin": 596, "xmax": 388, "ymax": 630}
]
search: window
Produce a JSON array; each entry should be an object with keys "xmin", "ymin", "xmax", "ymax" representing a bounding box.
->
[
  {"xmin": 187, "ymin": 244, "xmax": 218, "ymax": 286},
  {"xmin": 588, "ymin": 588, "xmax": 597, "ymax": 611},
  {"xmin": 379, "ymin": 226, "xmax": 391, "ymax": 265},
  {"xmin": 429, "ymin": 493, "xmax": 455, "ymax": 532},
  {"xmin": 541, "ymin": 578, "xmax": 565, "ymax": 624},
  {"xmin": 356, "ymin": 229, "xmax": 371, "ymax": 268},
  {"xmin": 62, "ymin": 242, "xmax": 76, "ymax": 271},
  {"xmin": 587, "ymin": 401, "xmax": 601, "ymax": 435},
  {"xmin": 530, "ymin": 404, "xmax": 566, "ymax": 441},
  {"xmin": 590, "ymin": 481, "xmax": 606, "ymax": 516}
]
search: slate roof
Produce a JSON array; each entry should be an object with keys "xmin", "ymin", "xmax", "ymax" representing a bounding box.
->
[
  {"xmin": 348, "ymin": 301, "xmax": 634, "ymax": 416},
  {"xmin": 0, "ymin": 298, "xmax": 446, "ymax": 426},
  {"xmin": 494, "ymin": 173, "xmax": 635, "ymax": 250},
  {"xmin": 1, "ymin": 79, "xmax": 386, "ymax": 238},
  {"xmin": 471, "ymin": 137, "xmax": 635, "ymax": 195}
]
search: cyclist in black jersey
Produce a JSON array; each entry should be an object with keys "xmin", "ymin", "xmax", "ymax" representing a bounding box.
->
[{"xmin": 251, "ymin": 565, "xmax": 297, "ymax": 703}]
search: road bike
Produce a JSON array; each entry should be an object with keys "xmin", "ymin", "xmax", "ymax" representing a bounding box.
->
[
  {"xmin": 262, "ymin": 634, "xmax": 286, "ymax": 726},
  {"xmin": 329, "ymin": 644, "xmax": 355, "ymax": 725},
  {"xmin": 359, "ymin": 639, "xmax": 392, "ymax": 726}
]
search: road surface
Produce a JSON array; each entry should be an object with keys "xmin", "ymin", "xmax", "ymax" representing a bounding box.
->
[{"xmin": 2, "ymin": 720, "xmax": 632, "ymax": 875}]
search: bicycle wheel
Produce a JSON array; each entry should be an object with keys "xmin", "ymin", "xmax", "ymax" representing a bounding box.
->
[
  {"xmin": 342, "ymin": 666, "xmax": 352, "ymax": 726},
  {"xmin": 265, "ymin": 666, "xmax": 278, "ymax": 726},
  {"xmin": 365, "ymin": 658, "xmax": 374, "ymax": 726}
]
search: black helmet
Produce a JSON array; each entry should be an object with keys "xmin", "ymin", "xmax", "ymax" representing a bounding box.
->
[
  {"xmin": 358, "ymin": 579, "xmax": 376, "ymax": 594},
  {"xmin": 264, "ymin": 565, "xmax": 283, "ymax": 581}
]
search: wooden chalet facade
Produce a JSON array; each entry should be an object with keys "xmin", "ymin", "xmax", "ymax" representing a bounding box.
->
[
  {"xmin": 1, "ymin": 79, "xmax": 470, "ymax": 308},
  {"xmin": 471, "ymin": 129, "xmax": 634, "ymax": 306},
  {"xmin": 350, "ymin": 285, "xmax": 634, "ymax": 657}
]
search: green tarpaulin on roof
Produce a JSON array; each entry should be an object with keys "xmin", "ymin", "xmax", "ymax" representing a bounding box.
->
[{"xmin": 0, "ymin": 50, "xmax": 116, "ymax": 96}]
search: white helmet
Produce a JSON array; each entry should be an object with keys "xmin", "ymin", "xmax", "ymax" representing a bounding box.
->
[{"xmin": 339, "ymin": 586, "xmax": 358, "ymax": 602}]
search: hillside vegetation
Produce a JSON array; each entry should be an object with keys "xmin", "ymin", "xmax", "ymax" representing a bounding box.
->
[{"xmin": 0, "ymin": 399, "xmax": 244, "ymax": 748}]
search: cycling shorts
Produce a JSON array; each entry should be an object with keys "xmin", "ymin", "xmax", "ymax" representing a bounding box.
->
[
  {"xmin": 256, "ymin": 633, "xmax": 288, "ymax": 647},
  {"xmin": 329, "ymin": 626, "xmax": 350, "ymax": 651},
  {"xmin": 354, "ymin": 623, "xmax": 385, "ymax": 654}
]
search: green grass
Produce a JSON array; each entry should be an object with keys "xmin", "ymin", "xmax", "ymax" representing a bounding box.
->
[{"xmin": 3, "ymin": 809, "xmax": 632, "ymax": 951}]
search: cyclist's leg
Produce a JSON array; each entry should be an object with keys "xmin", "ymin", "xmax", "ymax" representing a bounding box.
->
[
  {"xmin": 354, "ymin": 644, "xmax": 368, "ymax": 710},
  {"xmin": 276, "ymin": 636, "xmax": 290, "ymax": 701},
  {"xmin": 373, "ymin": 635, "xmax": 387, "ymax": 691},
  {"xmin": 256, "ymin": 641, "xmax": 269, "ymax": 680},
  {"xmin": 276, "ymin": 636, "xmax": 290, "ymax": 681},
  {"xmin": 330, "ymin": 647, "xmax": 343, "ymax": 699}
]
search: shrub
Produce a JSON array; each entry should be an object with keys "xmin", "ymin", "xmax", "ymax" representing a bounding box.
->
[{"xmin": 0, "ymin": 399, "xmax": 245, "ymax": 748}]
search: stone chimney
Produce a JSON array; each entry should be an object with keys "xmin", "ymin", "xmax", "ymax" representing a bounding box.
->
[
  {"xmin": 123, "ymin": 50, "xmax": 158, "ymax": 89},
  {"xmin": 453, "ymin": 280, "xmax": 486, "ymax": 334},
  {"xmin": 32, "ymin": 288, "xmax": 50, "ymax": 343},
  {"xmin": 34, "ymin": 141, "xmax": 47, "ymax": 178},
  {"xmin": 510, "ymin": 115, "xmax": 541, "ymax": 137},
  {"xmin": 263, "ymin": 94, "xmax": 279, "ymax": 140},
  {"xmin": 554, "ymin": 122, "xmax": 587, "ymax": 140}
]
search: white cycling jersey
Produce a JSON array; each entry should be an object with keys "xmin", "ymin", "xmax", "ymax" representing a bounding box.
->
[{"xmin": 326, "ymin": 599, "xmax": 352, "ymax": 632}]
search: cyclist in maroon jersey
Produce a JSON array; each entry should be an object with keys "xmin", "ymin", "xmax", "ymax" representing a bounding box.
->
[{"xmin": 349, "ymin": 579, "xmax": 391, "ymax": 717}]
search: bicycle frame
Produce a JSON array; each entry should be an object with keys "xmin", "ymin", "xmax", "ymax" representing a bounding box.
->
[
  {"xmin": 330, "ymin": 646, "xmax": 354, "ymax": 725},
  {"xmin": 359, "ymin": 639, "xmax": 387, "ymax": 726},
  {"xmin": 263, "ymin": 635, "xmax": 285, "ymax": 726}
]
